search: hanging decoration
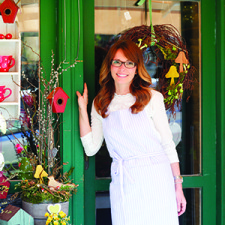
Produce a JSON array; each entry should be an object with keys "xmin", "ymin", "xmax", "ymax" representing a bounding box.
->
[
  {"xmin": 0, "ymin": 0, "xmax": 19, "ymax": 24},
  {"xmin": 117, "ymin": 0, "xmax": 195, "ymax": 114},
  {"xmin": 47, "ymin": 87, "xmax": 70, "ymax": 113},
  {"xmin": 165, "ymin": 66, "xmax": 179, "ymax": 86}
]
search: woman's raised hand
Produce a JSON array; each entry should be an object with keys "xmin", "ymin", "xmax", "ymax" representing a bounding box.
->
[
  {"xmin": 76, "ymin": 83, "xmax": 88, "ymax": 111},
  {"xmin": 76, "ymin": 83, "xmax": 91, "ymax": 136}
]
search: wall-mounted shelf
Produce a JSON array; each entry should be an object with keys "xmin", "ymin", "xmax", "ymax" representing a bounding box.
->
[{"xmin": 0, "ymin": 16, "xmax": 21, "ymax": 120}]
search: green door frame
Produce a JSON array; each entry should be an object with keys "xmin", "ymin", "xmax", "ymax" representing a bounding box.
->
[
  {"xmin": 38, "ymin": 0, "xmax": 225, "ymax": 224},
  {"xmin": 40, "ymin": 0, "xmax": 85, "ymax": 224},
  {"xmin": 215, "ymin": 0, "xmax": 225, "ymax": 224}
]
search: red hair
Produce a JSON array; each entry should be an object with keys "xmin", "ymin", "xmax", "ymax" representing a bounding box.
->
[{"xmin": 94, "ymin": 39, "xmax": 152, "ymax": 118}]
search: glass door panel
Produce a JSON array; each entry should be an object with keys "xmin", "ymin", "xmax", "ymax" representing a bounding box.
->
[
  {"xmin": 94, "ymin": 0, "xmax": 201, "ymax": 178},
  {"xmin": 93, "ymin": 1, "xmax": 201, "ymax": 224}
]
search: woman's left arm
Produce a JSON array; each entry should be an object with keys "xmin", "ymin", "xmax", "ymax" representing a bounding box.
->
[
  {"xmin": 150, "ymin": 90, "xmax": 186, "ymax": 216},
  {"xmin": 170, "ymin": 162, "xmax": 187, "ymax": 216}
]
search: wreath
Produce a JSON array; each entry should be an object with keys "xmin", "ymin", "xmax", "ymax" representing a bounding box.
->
[{"xmin": 118, "ymin": 24, "xmax": 196, "ymax": 114}]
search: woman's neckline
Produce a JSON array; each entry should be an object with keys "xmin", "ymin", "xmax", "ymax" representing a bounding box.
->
[{"xmin": 114, "ymin": 92, "xmax": 132, "ymax": 97}]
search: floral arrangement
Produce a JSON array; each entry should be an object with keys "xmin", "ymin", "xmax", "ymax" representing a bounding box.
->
[
  {"xmin": 7, "ymin": 48, "xmax": 80, "ymax": 204},
  {"xmin": 15, "ymin": 166, "xmax": 77, "ymax": 204},
  {"xmin": 45, "ymin": 210, "xmax": 70, "ymax": 225}
]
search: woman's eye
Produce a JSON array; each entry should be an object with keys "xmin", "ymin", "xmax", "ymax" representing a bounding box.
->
[{"xmin": 127, "ymin": 61, "xmax": 134, "ymax": 65}]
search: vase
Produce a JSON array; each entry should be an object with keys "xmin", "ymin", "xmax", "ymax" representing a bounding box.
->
[
  {"xmin": 22, "ymin": 201, "xmax": 69, "ymax": 225},
  {"xmin": 18, "ymin": 157, "xmax": 33, "ymax": 180}
]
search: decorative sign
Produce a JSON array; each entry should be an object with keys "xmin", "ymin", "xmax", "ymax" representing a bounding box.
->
[{"xmin": 47, "ymin": 203, "xmax": 61, "ymax": 214}]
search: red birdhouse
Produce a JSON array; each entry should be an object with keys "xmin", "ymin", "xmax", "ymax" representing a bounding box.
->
[
  {"xmin": 47, "ymin": 87, "xmax": 70, "ymax": 113},
  {"xmin": 0, "ymin": 172, "xmax": 10, "ymax": 199},
  {"xmin": 0, "ymin": 0, "xmax": 19, "ymax": 23}
]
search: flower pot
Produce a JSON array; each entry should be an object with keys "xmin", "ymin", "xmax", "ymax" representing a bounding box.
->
[
  {"xmin": 22, "ymin": 201, "xmax": 69, "ymax": 225},
  {"xmin": 18, "ymin": 157, "xmax": 33, "ymax": 180}
]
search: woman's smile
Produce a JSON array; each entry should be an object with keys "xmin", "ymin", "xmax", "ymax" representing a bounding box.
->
[{"xmin": 116, "ymin": 73, "xmax": 128, "ymax": 77}]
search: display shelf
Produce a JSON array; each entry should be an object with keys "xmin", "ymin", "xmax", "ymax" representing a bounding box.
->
[
  {"xmin": 0, "ymin": 16, "xmax": 21, "ymax": 120},
  {"xmin": 0, "ymin": 102, "xmax": 19, "ymax": 106},
  {"xmin": 0, "ymin": 41, "xmax": 21, "ymax": 73},
  {"xmin": 0, "ymin": 39, "xmax": 20, "ymax": 43},
  {"xmin": 0, "ymin": 72, "xmax": 20, "ymax": 76}
]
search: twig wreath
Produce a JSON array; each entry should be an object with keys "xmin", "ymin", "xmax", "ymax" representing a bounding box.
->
[{"xmin": 118, "ymin": 24, "xmax": 196, "ymax": 114}]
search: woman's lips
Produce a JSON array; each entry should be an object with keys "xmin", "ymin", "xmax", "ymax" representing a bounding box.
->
[{"xmin": 116, "ymin": 73, "xmax": 128, "ymax": 77}]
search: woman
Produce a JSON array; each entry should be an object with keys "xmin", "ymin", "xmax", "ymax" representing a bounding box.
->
[{"xmin": 76, "ymin": 39, "xmax": 186, "ymax": 225}]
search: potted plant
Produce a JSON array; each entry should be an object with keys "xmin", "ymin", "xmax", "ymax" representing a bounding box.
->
[{"xmin": 8, "ymin": 50, "xmax": 80, "ymax": 224}]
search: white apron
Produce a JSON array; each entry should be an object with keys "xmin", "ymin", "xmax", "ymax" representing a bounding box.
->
[{"xmin": 102, "ymin": 108, "xmax": 179, "ymax": 225}]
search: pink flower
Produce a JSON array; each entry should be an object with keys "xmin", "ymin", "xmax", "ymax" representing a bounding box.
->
[
  {"xmin": 36, "ymin": 144, "xmax": 39, "ymax": 148},
  {"xmin": 15, "ymin": 143, "xmax": 21, "ymax": 148},
  {"xmin": 16, "ymin": 146, "xmax": 23, "ymax": 154}
]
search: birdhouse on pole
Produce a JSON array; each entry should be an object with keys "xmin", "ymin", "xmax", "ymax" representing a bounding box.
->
[
  {"xmin": 0, "ymin": 204, "xmax": 34, "ymax": 225},
  {"xmin": 0, "ymin": 0, "xmax": 19, "ymax": 23},
  {"xmin": 47, "ymin": 87, "xmax": 70, "ymax": 113}
]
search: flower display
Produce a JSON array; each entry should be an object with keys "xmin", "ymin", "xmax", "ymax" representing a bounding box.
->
[
  {"xmin": 45, "ymin": 210, "xmax": 70, "ymax": 225},
  {"xmin": 11, "ymin": 49, "xmax": 79, "ymax": 204}
]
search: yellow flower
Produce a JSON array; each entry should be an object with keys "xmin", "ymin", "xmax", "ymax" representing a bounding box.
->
[
  {"xmin": 62, "ymin": 222, "xmax": 66, "ymax": 225},
  {"xmin": 46, "ymin": 218, "xmax": 52, "ymax": 224},
  {"xmin": 45, "ymin": 212, "xmax": 49, "ymax": 217},
  {"xmin": 53, "ymin": 221, "xmax": 59, "ymax": 225},
  {"xmin": 59, "ymin": 211, "xmax": 67, "ymax": 218}
]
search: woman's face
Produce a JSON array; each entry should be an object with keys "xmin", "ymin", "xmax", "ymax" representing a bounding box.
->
[{"xmin": 110, "ymin": 49, "xmax": 137, "ymax": 93}]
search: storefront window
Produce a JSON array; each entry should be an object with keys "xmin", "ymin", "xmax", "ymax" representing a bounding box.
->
[{"xmin": 0, "ymin": 0, "xmax": 39, "ymax": 176}]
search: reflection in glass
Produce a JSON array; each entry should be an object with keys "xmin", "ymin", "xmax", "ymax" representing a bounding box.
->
[
  {"xmin": 94, "ymin": 0, "xmax": 200, "ymax": 177},
  {"xmin": 96, "ymin": 191, "xmax": 112, "ymax": 225}
]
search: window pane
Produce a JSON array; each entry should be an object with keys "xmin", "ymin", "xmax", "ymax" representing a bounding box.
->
[{"xmin": 94, "ymin": 0, "xmax": 201, "ymax": 177}]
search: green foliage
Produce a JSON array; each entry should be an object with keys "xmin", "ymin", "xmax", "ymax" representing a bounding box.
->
[{"xmin": 15, "ymin": 178, "xmax": 77, "ymax": 204}]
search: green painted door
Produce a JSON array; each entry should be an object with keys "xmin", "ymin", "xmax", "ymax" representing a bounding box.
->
[{"xmin": 82, "ymin": 0, "xmax": 223, "ymax": 225}]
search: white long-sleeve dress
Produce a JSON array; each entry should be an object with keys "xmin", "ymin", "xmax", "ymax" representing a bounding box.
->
[{"xmin": 81, "ymin": 89, "xmax": 179, "ymax": 225}]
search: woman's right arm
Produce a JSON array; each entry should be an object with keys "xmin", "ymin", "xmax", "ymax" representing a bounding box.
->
[
  {"xmin": 76, "ymin": 83, "xmax": 104, "ymax": 156},
  {"xmin": 76, "ymin": 83, "xmax": 91, "ymax": 137}
]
